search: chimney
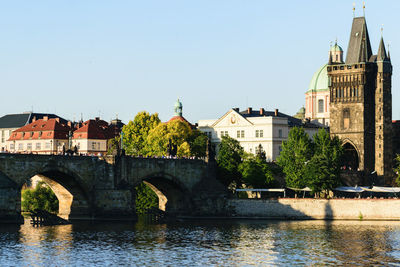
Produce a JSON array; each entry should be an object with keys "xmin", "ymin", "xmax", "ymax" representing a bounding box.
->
[
  {"xmin": 95, "ymin": 117, "xmax": 100, "ymax": 121},
  {"xmin": 233, "ymin": 108, "xmax": 239, "ymax": 112},
  {"xmin": 247, "ymin": 107, "xmax": 252, "ymax": 114},
  {"xmin": 260, "ymin": 108, "xmax": 265, "ymax": 116},
  {"xmin": 55, "ymin": 118, "xmax": 60, "ymax": 122},
  {"xmin": 32, "ymin": 116, "xmax": 36, "ymax": 122},
  {"xmin": 67, "ymin": 121, "xmax": 72, "ymax": 127},
  {"xmin": 43, "ymin": 116, "xmax": 48, "ymax": 121},
  {"xmin": 274, "ymin": 109, "xmax": 279, "ymax": 116}
]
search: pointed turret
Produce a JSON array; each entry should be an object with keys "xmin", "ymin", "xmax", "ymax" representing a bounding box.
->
[
  {"xmin": 377, "ymin": 37, "xmax": 388, "ymax": 61},
  {"xmin": 328, "ymin": 52, "xmax": 333, "ymax": 64},
  {"xmin": 345, "ymin": 17, "xmax": 373, "ymax": 64}
]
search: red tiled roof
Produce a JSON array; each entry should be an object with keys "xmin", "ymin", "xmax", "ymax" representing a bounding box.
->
[
  {"xmin": 73, "ymin": 119, "xmax": 115, "ymax": 140},
  {"xmin": 8, "ymin": 118, "xmax": 71, "ymax": 141}
]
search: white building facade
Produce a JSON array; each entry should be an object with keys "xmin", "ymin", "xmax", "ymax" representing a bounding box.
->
[{"xmin": 198, "ymin": 108, "xmax": 320, "ymax": 161}]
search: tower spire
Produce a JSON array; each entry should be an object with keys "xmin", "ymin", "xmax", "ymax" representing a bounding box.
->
[{"xmin": 377, "ymin": 36, "xmax": 388, "ymax": 62}]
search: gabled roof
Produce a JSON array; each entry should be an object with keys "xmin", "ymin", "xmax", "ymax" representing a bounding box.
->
[
  {"xmin": 73, "ymin": 119, "xmax": 113, "ymax": 139},
  {"xmin": 0, "ymin": 112, "xmax": 66, "ymax": 129},
  {"xmin": 211, "ymin": 109, "xmax": 253, "ymax": 127},
  {"xmin": 8, "ymin": 118, "xmax": 71, "ymax": 141},
  {"xmin": 239, "ymin": 109, "xmax": 320, "ymax": 128},
  {"xmin": 346, "ymin": 17, "xmax": 373, "ymax": 64}
]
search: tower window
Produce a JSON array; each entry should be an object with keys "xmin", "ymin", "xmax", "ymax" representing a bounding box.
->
[{"xmin": 318, "ymin": 99, "xmax": 324, "ymax": 113}]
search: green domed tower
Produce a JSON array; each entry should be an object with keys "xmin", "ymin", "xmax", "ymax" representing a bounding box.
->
[{"xmin": 174, "ymin": 98, "xmax": 183, "ymax": 116}]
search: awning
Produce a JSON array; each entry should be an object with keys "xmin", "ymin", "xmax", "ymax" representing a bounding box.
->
[
  {"xmin": 334, "ymin": 186, "xmax": 365, "ymax": 193},
  {"xmin": 360, "ymin": 186, "xmax": 400, "ymax": 193}
]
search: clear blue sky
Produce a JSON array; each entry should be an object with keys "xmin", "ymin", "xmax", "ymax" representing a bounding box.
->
[{"xmin": 1, "ymin": 1, "xmax": 399, "ymax": 123}]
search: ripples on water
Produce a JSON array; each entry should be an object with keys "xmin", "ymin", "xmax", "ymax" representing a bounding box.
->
[{"xmin": 0, "ymin": 219, "xmax": 400, "ymax": 266}]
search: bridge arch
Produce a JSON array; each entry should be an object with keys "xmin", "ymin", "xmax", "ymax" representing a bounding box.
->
[
  {"xmin": 15, "ymin": 165, "xmax": 91, "ymax": 221},
  {"xmin": 136, "ymin": 172, "xmax": 194, "ymax": 215},
  {"xmin": 342, "ymin": 139, "xmax": 360, "ymax": 171}
]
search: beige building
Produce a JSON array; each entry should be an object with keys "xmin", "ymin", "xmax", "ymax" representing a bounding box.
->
[{"xmin": 198, "ymin": 108, "xmax": 320, "ymax": 161}]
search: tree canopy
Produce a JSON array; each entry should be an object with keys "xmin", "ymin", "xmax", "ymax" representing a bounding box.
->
[
  {"xmin": 277, "ymin": 127, "xmax": 313, "ymax": 188},
  {"xmin": 21, "ymin": 181, "xmax": 59, "ymax": 213},
  {"xmin": 277, "ymin": 127, "xmax": 344, "ymax": 195},
  {"xmin": 216, "ymin": 135, "xmax": 244, "ymax": 186},
  {"xmin": 122, "ymin": 111, "xmax": 161, "ymax": 156},
  {"xmin": 305, "ymin": 129, "xmax": 343, "ymax": 194},
  {"xmin": 239, "ymin": 155, "xmax": 276, "ymax": 188}
]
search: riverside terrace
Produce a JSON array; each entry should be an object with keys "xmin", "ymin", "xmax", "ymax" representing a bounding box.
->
[{"xmin": 0, "ymin": 153, "xmax": 227, "ymax": 224}]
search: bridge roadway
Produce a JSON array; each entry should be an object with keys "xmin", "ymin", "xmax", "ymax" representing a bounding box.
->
[{"xmin": 0, "ymin": 154, "xmax": 227, "ymax": 223}]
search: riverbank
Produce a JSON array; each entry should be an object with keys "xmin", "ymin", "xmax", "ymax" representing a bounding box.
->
[{"xmin": 228, "ymin": 198, "xmax": 400, "ymax": 220}]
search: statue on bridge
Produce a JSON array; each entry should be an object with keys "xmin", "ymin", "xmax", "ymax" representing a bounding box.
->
[{"xmin": 167, "ymin": 139, "xmax": 177, "ymax": 157}]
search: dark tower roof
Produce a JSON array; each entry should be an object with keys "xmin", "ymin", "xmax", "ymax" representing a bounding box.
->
[
  {"xmin": 345, "ymin": 17, "xmax": 373, "ymax": 64},
  {"xmin": 377, "ymin": 37, "xmax": 388, "ymax": 61}
]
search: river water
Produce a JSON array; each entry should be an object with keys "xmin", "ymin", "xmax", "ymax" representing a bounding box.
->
[{"xmin": 1, "ymin": 219, "xmax": 400, "ymax": 266}]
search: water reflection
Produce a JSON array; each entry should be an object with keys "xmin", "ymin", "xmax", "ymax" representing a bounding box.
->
[{"xmin": 0, "ymin": 219, "xmax": 399, "ymax": 266}]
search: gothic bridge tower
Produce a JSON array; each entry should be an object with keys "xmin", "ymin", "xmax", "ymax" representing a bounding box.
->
[{"xmin": 327, "ymin": 16, "xmax": 393, "ymax": 183}]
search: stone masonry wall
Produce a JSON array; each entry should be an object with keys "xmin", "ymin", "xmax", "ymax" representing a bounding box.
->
[{"xmin": 230, "ymin": 198, "xmax": 400, "ymax": 220}]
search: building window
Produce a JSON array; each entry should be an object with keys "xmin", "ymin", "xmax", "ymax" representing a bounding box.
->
[
  {"xmin": 260, "ymin": 130, "xmax": 263, "ymax": 138},
  {"xmin": 35, "ymin": 143, "xmax": 41, "ymax": 150},
  {"xmin": 241, "ymin": 130, "xmax": 244, "ymax": 138},
  {"xmin": 220, "ymin": 131, "xmax": 228, "ymax": 137},
  {"xmin": 237, "ymin": 131, "xmax": 241, "ymax": 138},
  {"xmin": 45, "ymin": 142, "xmax": 51, "ymax": 149},
  {"xmin": 1, "ymin": 130, "xmax": 4, "ymax": 143},
  {"xmin": 278, "ymin": 146, "xmax": 282, "ymax": 155},
  {"xmin": 318, "ymin": 99, "xmax": 324, "ymax": 113},
  {"xmin": 92, "ymin": 142, "xmax": 97, "ymax": 150},
  {"xmin": 27, "ymin": 143, "xmax": 32, "ymax": 150},
  {"xmin": 18, "ymin": 143, "xmax": 23, "ymax": 150},
  {"xmin": 278, "ymin": 129, "xmax": 283, "ymax": 138},
  {"xmin": 10, "ymin": 144, "xmax": 14, "ymax": 150},
  {"xmin": 256, "ymin": 130, "xmax": 259, "ymax": 138}
]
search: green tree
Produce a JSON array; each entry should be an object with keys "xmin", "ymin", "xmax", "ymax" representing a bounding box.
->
[
  {"xmin": 394, "ymin": 155, "xmax": 400, "ymax": 186},
  {"xmin": 239, "ymin": 155, "xmax": 276, "ymax": 188},
  {"xmin": 304, "ymin": 129, "xmax": 343, "ymax": 195},
  {"xmin": 188, "ymin": 130, "xmax": 208, "ymax": 158},
  {"xmin": 21, "ymin": 181, "xmax": 59, "ymax": 213},
  {"xmin": 216, "ymin": 135, "xmax": 244, "ymax": 187},
  {"xmin": 135, "ymin": 183, "xmax": 158, "ymax": 215},
  {"xmin": 277, "ymin": 127, "xmax": 313, "ymax": 188},
  {"xmin": 122, "ymin": 111, "xmax": 161, "ymax": 156},
  {"xmin": 107, "ymin": 136, "xmax": 120, "ymax": 155},
  {"xmin": 145, "ymin": 120, "xmax": 207, "ymax": 157}
]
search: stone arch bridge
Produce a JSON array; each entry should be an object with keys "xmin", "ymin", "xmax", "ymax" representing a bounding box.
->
[{"xmin": 0, "ymin": 154, "xmax": 227, "ymax": 223}]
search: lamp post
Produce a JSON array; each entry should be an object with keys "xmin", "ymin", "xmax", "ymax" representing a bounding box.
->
[{"xmin": 50, "ymin": 140, "xmax": 53, "ymax": 155}]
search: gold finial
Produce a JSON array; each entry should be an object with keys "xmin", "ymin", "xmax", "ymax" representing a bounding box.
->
[
  {"xmin": 363, "ymin": 1, "xmax": 366, "ymax": 17},
  {"xmin": 381, "ymin": 24, "xmax": 384, "ymax": 37},
  {"xmin": 353, "ymin": 2, "xmax": 356, "ymax": 17}
]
